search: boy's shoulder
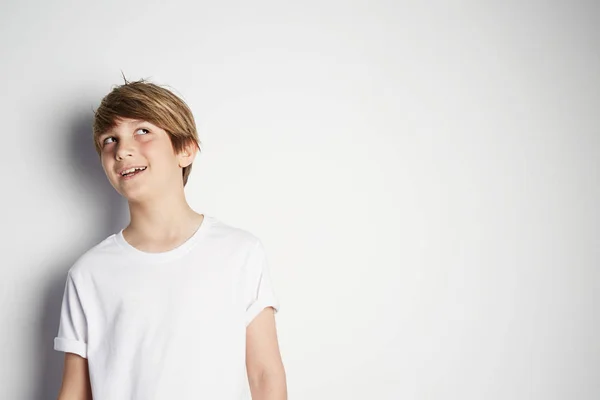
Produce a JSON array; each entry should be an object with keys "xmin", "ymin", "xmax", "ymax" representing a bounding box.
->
[
  {"xmin": 206, "ymin": 215, "xmax": 262, "ymax": 247},
  {"xmin": 67, "ymin": 231, "xmax": 122, "ymax": 278}
]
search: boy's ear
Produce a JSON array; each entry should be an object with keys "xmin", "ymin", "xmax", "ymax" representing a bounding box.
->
[{"xmin": 177, "ymin": 141, "xmax": 198, "ymax": 168}]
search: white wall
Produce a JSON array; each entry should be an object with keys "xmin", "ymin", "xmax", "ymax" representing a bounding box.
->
[{"xmin": 0, "ymin": 1, "xmax": 598, "ymax": 399}]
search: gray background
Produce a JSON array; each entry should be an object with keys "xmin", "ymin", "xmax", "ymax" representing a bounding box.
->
[{"xmin": 0, "ymin": 0, "xmax": 598, "ymax": 399}]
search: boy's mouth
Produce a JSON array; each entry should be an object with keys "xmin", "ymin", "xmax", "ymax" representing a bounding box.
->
[{"xmin": 119, "ymin": 166, "xmax": 147, "ymax": 179}]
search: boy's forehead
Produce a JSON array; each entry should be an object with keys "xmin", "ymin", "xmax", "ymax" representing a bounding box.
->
[{"xmin": 113, "ymin": 117, "xmax": 143, "ymax": 127}]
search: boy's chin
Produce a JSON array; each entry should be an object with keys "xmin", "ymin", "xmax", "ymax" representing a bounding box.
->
[
  {"xmin": 115, "ymin": 186, "xmax": 152, "ymax": 203},
  {"xmin": 123, "ymin": 191, "xmax": 153, "ymax": 204},
  {"xmin": 110, "ymin": 176, "xmax": 180, "ymax": 202}
]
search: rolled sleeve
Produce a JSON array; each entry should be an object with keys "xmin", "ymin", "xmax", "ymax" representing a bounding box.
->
[
  {"xmin": 244, "ymin": 239, "xmax": 280, "ymax": 327},
  {"xmin": 54, "ymin": 271, "xmax": 88, "ymax": 358}
]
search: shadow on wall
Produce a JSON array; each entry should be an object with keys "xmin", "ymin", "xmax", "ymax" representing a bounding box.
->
[{"xmin": 34, "ymin": 110, "xmax": 126, "ymax": 399}]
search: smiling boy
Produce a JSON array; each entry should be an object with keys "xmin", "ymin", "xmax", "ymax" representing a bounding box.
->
[{"xmin": 54, "ymin": 79, "xmax": 287, "ymax": 399}]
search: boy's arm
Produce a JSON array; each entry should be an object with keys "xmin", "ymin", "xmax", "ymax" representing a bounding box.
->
[
  {"xmin": 57, "ymin": 353, "xmax": 93, "ymax": 400},
  {"xmin": 246, "ymin": 307, "xmax": 287, "ymax": 400}
]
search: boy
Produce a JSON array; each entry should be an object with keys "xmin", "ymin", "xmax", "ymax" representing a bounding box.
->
[{"xmin": 53, "ymin": 79, "xmax": 287, "ymax": 399}]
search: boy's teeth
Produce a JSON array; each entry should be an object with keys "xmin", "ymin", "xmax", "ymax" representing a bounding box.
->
[{"xmin": 122, "ymin": 167, "xmax": 146, "ymax": 176}]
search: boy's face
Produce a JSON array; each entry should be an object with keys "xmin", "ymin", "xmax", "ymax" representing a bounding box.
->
[{"xmin": 98, "ymin": 117, "xmax": 194, "ymax": 202}]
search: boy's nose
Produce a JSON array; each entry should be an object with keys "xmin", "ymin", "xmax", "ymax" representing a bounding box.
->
[{"xmin": 116, "ymin": 144, "xmax": 134, "ymax": 160}]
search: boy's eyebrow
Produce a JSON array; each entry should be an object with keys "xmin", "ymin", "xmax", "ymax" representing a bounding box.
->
[{"xmin": 98, "ymin": 131, "xmax": 113, "ymax": 140}]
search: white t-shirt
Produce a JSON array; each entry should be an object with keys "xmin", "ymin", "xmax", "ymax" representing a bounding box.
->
[{"xmin": 54, "ymin": 214, "xmax": 280, "ymax": 399}]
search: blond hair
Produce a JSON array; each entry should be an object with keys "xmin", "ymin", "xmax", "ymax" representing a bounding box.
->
[{"xmin": 92, "ymin": 77, "xmax": 201, "ymax": 186}]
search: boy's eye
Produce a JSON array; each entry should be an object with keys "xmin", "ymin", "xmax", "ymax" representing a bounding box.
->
[{"xmin": 102, "ymin": 128, "xmax": 149, "ymax": 146}]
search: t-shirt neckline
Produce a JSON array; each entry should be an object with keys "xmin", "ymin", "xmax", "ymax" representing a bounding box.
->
[{"xmin": 114, "ymin": 214, "xmax": 212, "ymax": 263}]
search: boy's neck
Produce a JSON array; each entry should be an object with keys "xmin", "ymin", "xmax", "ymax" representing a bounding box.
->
[{"xmin": 124, "ymin": 192, "xmax": 204, "ymax": 242}]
